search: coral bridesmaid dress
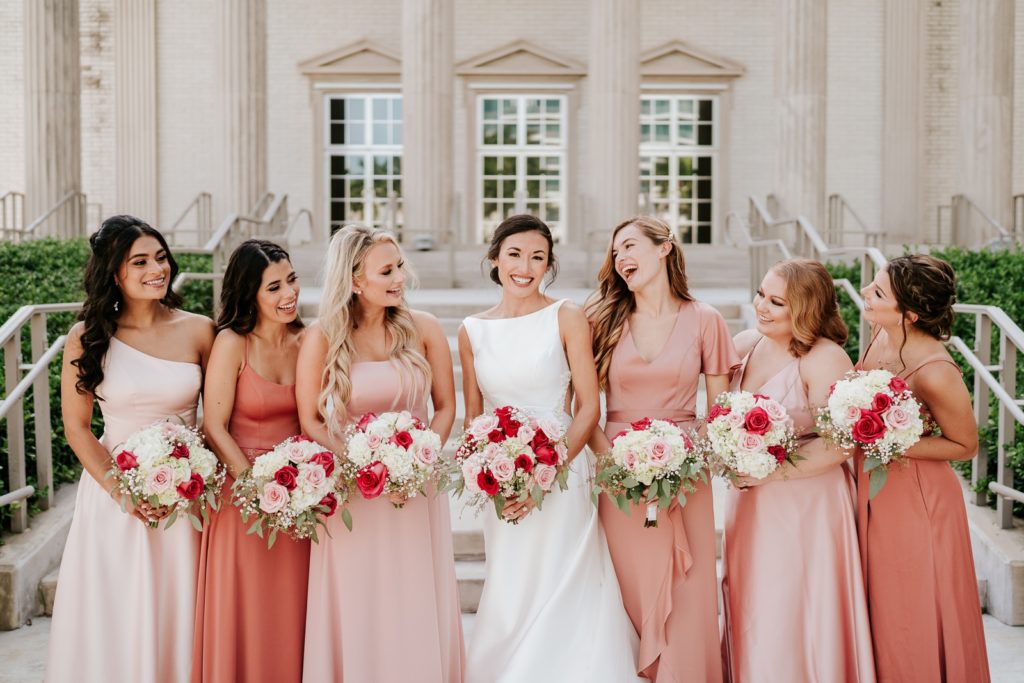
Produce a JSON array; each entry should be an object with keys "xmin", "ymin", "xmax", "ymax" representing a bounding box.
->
[
  {"xmin": 302, "ymin": 361, "xmax": 465, "ymax": 682},
  {"xmin": 854, "ymin": 352, "xmax": 990, "ymax": 682},
  {"xmin": 191, "ymin": 341, "xmax": 309, "ymax": 683},
  {"xmin": 46, "ymin": 337, "xmax": 202, "ymax": 683},
  {"xmin": 720, "ymin": 339, "xmax": 875, "ymax": 683},
  {"xmin": 599, "ymin": 300, "xmax": 738, "ymax": 681}
]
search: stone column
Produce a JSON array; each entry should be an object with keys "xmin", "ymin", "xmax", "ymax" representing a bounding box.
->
[
  {"xmin": 775, "ymin": 0, "xmax": 826, "ymax": 229},
  {"xmin": 24, "ymin": 0, "xmax": 81, "ymax": 237},
  {"xmin": 588, "ymin": 0, "xmax": 640, "ymax": 234},
  {"xmin": 401, "ymin": 0, "xmax": 453, "ymax": 240},
  {"xmin": 219, "ymin": 0, "xmax": 267, "ymax": 216},
  {"xmin": 956, "ymin": 0, "xmax": 1014, "ymax": 240},
  {"xmin": 882, "ymin": 0, "xmax": 924, "ymax": 243},
  {"xmin": 114, "ymin": 0, "xmax": 158, "ymax": 221}
]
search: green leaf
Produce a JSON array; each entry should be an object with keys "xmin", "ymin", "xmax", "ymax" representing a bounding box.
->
[
  {"xmin": 615, "ymin": 493, "xmax": 630, "ymax": 515},
  {"xmin": 341, "ymin": 507, "xmax": 353, "ymax": 532},
  {"xmin": 590, "ymin": 490, "xmax": 600, "ymax": 507},
  {"xmin": 621, "ymin": 476, "xmax": 639, "ymax": 489},
  {"xmin": 189, "ymin": 513, "xmax": 203, "ymax": 532},
  {"xmin": 868, "ymin": 467, "xmax": 889, "ymax": 500},
  {"xmin": 863, "ymin": 457, "xmax": 884, "ymax": 472},
  {"xmin": 267, "ymin": 528, "xmax": 278, "ymax": 550},
  {"xmin": 247, "ymin": 519, "xmax": 264, "ymax": 537},
  {"xmin": 492, "ymin": 494, "xmax": 506, "ymax": 519},
  {"xmin": 676, "ymin": 490, "xmax": 688, "ymax": 507},
  {"xmin": 658, "ymin": 493, "xmax": 672, "ymax": 509},
  {"xmin": 164, "ymin": 509, "xmax": 178, "ymax": 528}
]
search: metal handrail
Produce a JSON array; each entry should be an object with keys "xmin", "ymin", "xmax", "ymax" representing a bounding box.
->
[
  {"xmin": 826, "ymin": 194, "xmax": 886, "ymax": 248},
  {"xmin": 952, "ymin": 194, "xmax": 1015, "ymax": 248},
  {"xmin": 1013, "ymin": 194, "xmax": 1023, "ymax": 238},
  {"xmin": 19, "ymin": 191, "xmax": 87, "ymax": 241},
  {"xmin": 285, "ymin": 209, "xmax": 314, "ymax": 246},
  {"xmin": 168, "ymin": 191, "xmax": 214, "ymax": 247},
  {"xmin": 0, "ymin": 191, "xmax": 25, "ymax": 239}
]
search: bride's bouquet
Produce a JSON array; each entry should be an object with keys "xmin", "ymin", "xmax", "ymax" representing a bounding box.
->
[
  {"xmin": 703, "ymin": 391, "xmax": 799, "ymax": 480},
  {"xmin": 343, "ymin": 411, "xmax": 444, "ymax": 508},
  {"xmin": 816, "ymin": 369, "xmax": 924, "ymax": 498},
  {"xmin": 232, "ymin": 435, "xmax": 347, "ymax": 547},
  {"xmin": 594, "ymin": 417, "xmax": 707, "ymax": 527},
  {"xmin": 449, "ymin": 406, "xmax": 569, "ymax": 523},
  {"xmin": 109, "ymin": 420, "xmax": 225, "ymax": 530}
]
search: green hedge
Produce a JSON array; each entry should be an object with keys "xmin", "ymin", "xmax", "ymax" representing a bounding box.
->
[
  {"xmin": 827, "ymin": 247, "xmax": 1024, "ymax": 516},
  {"xmin": 0, "ymin": 238, "xmax": 212, "ymax": 530}
]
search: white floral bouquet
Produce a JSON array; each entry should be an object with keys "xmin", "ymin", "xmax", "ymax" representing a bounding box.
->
[
  {"xmin": 704, "ymin": 391, "xmax": 799, "ymax": 480},
  {"xmin": 232, "ymin": 435, "xmax": 347, "ymax": 547},
  {"xmin": 448, "ymin": 405, "xmax": 569, "ymax": 523},
  {"xmin": 344, "ymin": 411, "xmax": 444, "ymax": 507},
  {"xmin": 109, "ymin": 420, "xmax": 225, "ymax": 530},
  {"xmin": 594, "ymin": 417, "xmax": 707, "ymax": 527},
  {"xmin": 816, "ymin": 369, "xmax": 924, "ymax": 498}
]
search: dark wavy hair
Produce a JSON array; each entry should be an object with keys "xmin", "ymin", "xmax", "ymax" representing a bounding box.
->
[
  {"xmin": 484, "ymin": 214, "xmax": 558, "ymax": 286},
  {"xmin": 216, "ymin": 239, "xmax": 304, "ymax": 334},
  {"xmin": 73, "ymin": 215, "xmax": 182, "ymax": 396},
  {"xmin": 886, "ymin": 254, "xmax": 957, "ymax": 343}
]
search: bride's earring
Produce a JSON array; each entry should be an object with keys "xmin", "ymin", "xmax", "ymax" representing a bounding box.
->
[{"xmin": 113, "ymin": 299, "xmax": 120, "ymax": 312}]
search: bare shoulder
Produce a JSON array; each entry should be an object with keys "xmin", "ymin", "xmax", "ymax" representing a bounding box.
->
[
  {"xmin": 805, "ymin": 338, "xmax": 853, "ymax": 366},
  {"xmin": 801, "ymin": 338, "xmax": 853, "ymax": 382},
  {"xmin": 67, "ymin": 320, "xmax": 85, "ymax": 344},
  {"xmin": 409, "ymin": 308, "xmax": 443, "ymax": 336},
  {"xmin": 302, "ymin": 320, "xmax": 327, "ymax": 344},
  {"xmin": 557, "ymin": 300, "xmax": 589, "ymax": 332},
  {"xmin": 173, "ymin": 309, "xmax": 215, "ymax": 337},
  {"xmin": 912, "ymin": 354, "xmax": 963, "ymax": 396},
  {"xmin": 467, "ymin": 304, "xmax": 502, "ymax": 321},
  {"xmin": 211, "ymin": 327, "xmax": 245, "ymax": 352},
  {"xmin": 732, "ymin": 328, "xmax": 760, "ymax": 358}
]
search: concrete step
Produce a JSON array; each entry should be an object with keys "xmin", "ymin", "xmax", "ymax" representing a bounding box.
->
[
  {"xmin": 38, "ymin": 569, "xmax": 58, "ymax": 617},
  {"xmin": 455, "ymin": 560, "xmax": 485, "ymax": 614}
]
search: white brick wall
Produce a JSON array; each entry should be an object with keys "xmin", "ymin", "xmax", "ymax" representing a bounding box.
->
[
  {"xmin": 0, "ymin": 0, "xmax": 24, "ymax": 199},
  {"xmin": 1014, "ymin": 0, "xmax": 1024, "ymax": 204},
  {"xmin": 924, "ymin": 0, "xmax": 958, "ymax": 242},
  {"xmin": 80, "ymin": 0, "xmax": 115, "ymax": 227}
]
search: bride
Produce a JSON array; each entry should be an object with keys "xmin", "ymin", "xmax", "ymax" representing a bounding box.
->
[{"xmin": 459, "ymin": 214, "xmax": 642, "ymax": 682}]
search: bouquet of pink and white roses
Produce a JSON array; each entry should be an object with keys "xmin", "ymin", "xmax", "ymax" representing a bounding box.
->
[
  {"xmin": 449, "ymin": 405, "xmax": 569, "ymax": 522},
  {"xmin": 232, "ymin": 435, "xmax": 347, "ymax": 547},
  {"xmin": 109, "ymin": 420, "xmax": 225, "ymax": 530},
  {"xmin": 343, "ymin": 411, "xmax": 444, "ymax": 507},
  {"xmin": 816, "ymin": 369, "xmax": 924, "ymax": 498},
  {"xmin": 704, "ymin": 391, "xmax": 799, "ymax": 481},
  {"xmin": 595, "ymin": 417, "xmax": 707, "ymax": 528}
]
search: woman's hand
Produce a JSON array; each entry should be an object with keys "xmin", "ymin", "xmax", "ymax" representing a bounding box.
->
[{"xmin": 502, "ymin": 496, "xmax": 536, "ymax": 523}]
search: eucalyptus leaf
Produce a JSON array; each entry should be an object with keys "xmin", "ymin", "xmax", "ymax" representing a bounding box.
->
[
  {"xmin": 868, "ymin": 467, "xmax": 889, "ymax": 500},
  {"xmin": 164, "ymin": 509, "xmax": 178, "ymax": 528},
  {"xmin": 189, "ymin": 513, "xmax": 203, "ymax": 532},
  {"xmin": 267, "ymin": 528, "xmax": 278, "ymax": 550},
  {"xmin": 341, "ymin": 507, "xmax": 353, "ymax": 532}
]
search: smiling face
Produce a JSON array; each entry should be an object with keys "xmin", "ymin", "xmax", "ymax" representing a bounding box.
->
[
  {"xmin": 116, "ymin": 235, "xmax": 171, "ymax": 302},
  {"xmin": 491, "ymin": 230, "xmax": 550, "ymax": 298},
  {"xmin": 753, "ymin": 269, "xmax": 793, "ymax": 339},
  {"xmin": 860, "ymin": 268, "xmax": 904, "ymax": 327},
  {"xmin": 255, "ymin": 259, "xmax": 299, "ymax": 325},
  {"xmin": 354, "ymin": 240, "xmax": 406, "ymax": 308},
  {"xmin": 611, "ymin": 223, "xmax": 671, "ymax": 292}
]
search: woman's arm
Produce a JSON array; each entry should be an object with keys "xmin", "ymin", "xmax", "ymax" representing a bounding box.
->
[
  {"xmin": 903, "ymin": 361, "xmax": 979, "ymax": 462},
  {"xmin": 457, "ymin": 323, "xmax": 483, "ymax": 428},
  {"xmin": 559, "ymin": 303, "xmax": 601, "ymax": 461},
  {"xmin": 201, "ymin": 331, "xmax": 253, "ymax": 479},
  {"xmin": 295, "ymin": 324, "xmax": 346, "ymax": 454},
  {"xmin": 414, "ymin": 311, "xmax": 457, "ymax": 444}
]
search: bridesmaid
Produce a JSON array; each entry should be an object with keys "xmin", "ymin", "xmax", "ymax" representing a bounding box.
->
[
  {"xmin": 191, "ymin": 240, "xmax": 309, "ymax": 682},
  {"xmin": 856, "ymin": 254, "xmax": 990, "ymax": 682},
  {"xmin": 720, "ymin": 259, "xmax": 875, "ymax": 683},
  {"xmin": 585, "ymin": 216, "xmax": 738, "ymax": 682},
  {"xmin": 47, "ymin": 215, "xmax": 214, "ymax": 683},
  {"xmin": 295, "ymin": 224, "xmax": 464, "ymax": 682}
]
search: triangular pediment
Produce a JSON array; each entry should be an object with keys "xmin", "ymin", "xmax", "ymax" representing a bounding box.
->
[
  {"xmin": 641, "ymin": 41, "xmax": 744, "ymax": 79},
  {"xmin": 299, "ymin": 40, "xmax": 401, "ymax": 77},
  {"xmin": 456, "ymin": 40, "xmax": 586, "ymax": 77}
]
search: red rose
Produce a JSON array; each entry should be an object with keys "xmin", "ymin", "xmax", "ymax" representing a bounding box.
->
[
  {"xmin": 115, "ymin": 450, "xmax": 138, "ymax": 471},
  {"xmin": 355, "ymin": 412, "xmax": 377, "ymax": 432},
  {"xmin": 767, "ymin": 445, "xmax": 787, "ymax": 464},
  {"xmin": 310, "ymin": 451, "xmax": 335, "ymax": 477},
  {"xmin": 412, "ymin": 417, "xmax": 426, "ymax": 430},
  {"xmin": 753, "ymin": 393, "xmax": 770, "ymax": 401},
  {"xmin": 499, "ymin": 415, "xmax": 522, "ymax": 437},
  {"xmin": 356, "ymin": 461, "xmax": 388, "ymax": 499},
  {"xmin": 293, "ymin": 434, "xmax": 314, "ymax": 443},
  {"xmin": 852, "ymin": 409, "xmax": 886, "ymax": 444},
  {"xmin": 871, "ymin": 392, "xmax": 893, "ymax": 413},
  {"xmin": 708, "ymin": 404, "xmax": 731, "ymax": 421},
  {"xmin": 889, "ymin": 376, "xmax": 907, "ymax": 393},
  {"xmin": 487, "ymin": 429, "xmax": 506, "ymax": 443},
  {"xmin": 530, "ymin": 430, "xmax": 550, "ymax": 450},
  {"xmin": 630, "ymin": 417, "xmax": 652, "ymax": 431},
  {"xmin": 170, "ymin": 443, "xmax": 190, "ymax": 459},
  {"xmin": 176, "ymin": 473, "xmax": 204, "ymax": 500},
  {"xmin": 495, "ymin": 406, "xmax": 513, "ymax": 418},
  {"xmin": 390, "ymin": 431, "xmax": 414, "ymax": 449},
  {"xmin": 477, "ymin": 470, "xmax": 500, "ymax": 496},
  {"xmin": 534, "ymin": 444, "xmax": 558, "ymax": 466},
  {"xmin": 611, "ymin": 430, "xmax": 628, "ymax": 444},
  {"xmin": 318, "ymin": 492, "xmax": 338, "ymax": 517},
  {"xmin": 743, "ymin": 407, "xmax": 772, "ymax": 435},
  {"xmin": 514, "ymin": 454, "xmax": 534, "ymax": 472},
  {"xmin": 274, "ymin": 465, "xmax": 299, "ymax": 491},
  {"xmin": 683, "ymin": 434, "xmax": 695, "ymax": 451}
]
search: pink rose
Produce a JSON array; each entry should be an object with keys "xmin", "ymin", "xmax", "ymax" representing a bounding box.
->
[
  {"xmin": 737, "ymin": 432, "xmax": 766, "ymax": 453},
  {"xmin": 554, "ymin": 443, "xmax": 568, "ymax": 462},
  {"xmin": 483, "ymin": 443, "xmax": 503, "ymax": 464},
  {"xmin": 461, "ymin": 461, "xmax": 483, "ymax": 490},
  {"xmin": 533, "ymin": 464, "xmax": 557, "ymax": 491},
  {"xmin": 623, "ymin": 450, "xmax": 639, "ymax": 471},
  {"xmin": 144, "ymin": 465, "xmax": 174, "ymax": 495},
  {"xmin": 355, "ymin": 412, "xmax": 377, "ymax": 432},
  {"xmin": 537, "ymin": 417, "xmax": 564, "ymax": 441},
  {"xmin": 727, "ymin": 411, "xmax": 746, "ymax": 429},
  {"xmin": 517, "ymin": 426, "xmax": 536, "ymax": 445},
  {"xmin": 844, "ymin": 405, "xmax": 862, "ymax": 424},
  {"xmin": 394, "ymin": 411, "xmax": 415, "ymax": 431},
  {"xmin": 491, "ymin": 457, "xmax": 516, "ymax": 482},
  {"xmin": 414, "ymin": 444, "xmax": 439, "ymax": 467},
  {"xmin": 469, "ymin": 415, "xmax": 500, "ymax": 441},
  {"xmin": 286, "ymin": 443, "xmax": 311, "ymax": 463},
  {"xmin": 646, "ymin": 438, "xmax": 671, "ymax": 464},
  {"xmin": 298, "ymin": 464, "xmax": 327, "ymax": 490},
  {"xmin": 762, "ymin": 400, "xmax": 788, "ymax": 423},
  {"xmin": 366, "ymin": 432, "xmax": 383, "ymax": 449},
  {"xmin": 259, "ymin": 481, "xmax": 290, "ymax": 514},
  {"xmin": 883, "ymin": 406, "xmax": 913, "ymax": 432}
]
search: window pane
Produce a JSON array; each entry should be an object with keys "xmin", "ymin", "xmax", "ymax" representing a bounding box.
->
[
  {"xmin": 330, "ymin": 156, "xmax": 347, "ymax": 176},
  {"xmin": 349, "ymin": 202, "xmax": 364, "ymax": 221},
  {"xmin": 393, "ymin": 124, "xmax": 403, "ymax": 145},
  {"xmin": 502, "ymin": 180, "xmax": 517, "ymax": 198},
  {"xmin": 678, "ymin": 157, "xmax": 694, "ymax": 176},
  {"xmin": 483, "ymin": 124, "xmax": 499, "ymax": 145},
  {"xmin": 347, "ymin": 156, "xmax": 364, "ymax": 175},
  {"xmin": 330, "ymin": 178, "xmax": 345, "ymax": 199},
  {"xmin": 546, "ymin": 99, "xmax": 560, "ymax": 114},
  {"xmin": 502, "ymin": 99, "xmax": 517, "ymax": 116},
  {"xmin": 640, "ymin": 123, "xmax": 651, "ymax": 142},
  {"xmin": 348, "ymin": 98, "xmax": 365, "ymax": 120},
  {"xmin": 483, "ymin": 99, "xmax": 498, "ymax": 120},
  {"xmin": 654, "ymin": 157, "xmax": 670, "ymax": 177},
  {"xmin": 678, "ymin": 123, "xmax": 695, "ymax": 144},
  {"xmin": 697, "ymin": 156, "xmax": 713, "ymax": 175},
  {"xmin": 526, "ymin": 180, "xmax": 540, "ymax": 198},
  {"xmin": 697, "ymin": 224, "xmax": 711, "ymax": 243},
  {"xmin": 330, "ymin": 99, "xmax": 346, "ymax": 122},
  {"xmin": 502, "ymin": 124, "xmax": 517, "ymax": 145},
  {"xmin": 373, "ymin": 98, "xmax": 388, "ymax": 122},
  {"xmin": 527, "ymin": 98, "xmax": 541, "ymax": 114},
  {"xmin": 483, "ymin": 180, "xmax": 498, "ymax": 198},
  {"xmin": 697, "ymin": 124, "xmax": 712, "ymax": 146},
  {"xmin": 502, "ymin": 156, "xmax": 516, "ymax": 175},
  {"xmin": 697, "ymin": 179, "xmax": 712, "ymax": 199},
  {"xmin": 698, "ymin": 202, "xmax": 711, "ymax": 222},
  {"xmin": 330, "ymin": 202, "xmax": 345, "ymax": 221},
  {"xmin": 678, "ymin": 180, "xmax": 693, "ymax": 199},
  {"xmin": 373, "ymin": 156, "xmax": 388, "ymax": 175},
  {"xmin": 546, "ymin": 204, "xmax": 561, "ymax": 222},
  {"xmin": 699, "ymin": 99, "xmax": 713, "ymax": 122},
  {"xmin": 655, "ymin": 124, "xmax": 670, "ymax": 143},
  {"xmin": 393, "ymin": 156, "xmax": 401, "ymax": 174},
  {"xmin": 527, "ymin": 124, "xmax": 541, "ymax": 145},
  {"xmin": 392, "ymin": 98, "xmax": 402, "ymax": 119},
  {"xmin": 677, "ymin": 99, "xmax": 695, "ymax": 117},
  {"xmin": 544, "ymin": 124, "xmax": 561, "ymax": 145},
  {"xmin": 330, "ymin": 123, "xmax": 345, "ymax": 145},
  {"xmin": 640, "ymin": 99, "xmax": 651, "ymax": 116},
  {"xmin": 346, "ymin": 123, "xmax": 364, "ymax": 145},
  {"xmin": 483, "ymin": 202, "xmax": 498, "ymax": 219},
  {"xmin": 542, "ymin": 156, "xmax": 559, "ymax": 174},
  {"xmin": 544, "ymin": 179, "xmax": 560, "ymax": 197},
  {"xmin": 654, "ymin": 99, "xmax": 670, "ymax": 115},
  {"xmin": 374, "ymin": 179, "xmax": 388, "ymax": 197},
  {"xmin": 483, "ymin": 156, "xmax": 498, "ymax": 175},
  {"xmin": 373, "ymin": 123, "xmax": 388, "ymax": 145}
]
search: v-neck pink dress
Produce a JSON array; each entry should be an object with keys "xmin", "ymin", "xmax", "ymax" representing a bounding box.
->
[
  {"xmin": 599, "ymin": 300, "xmax": 739, "ymax": 681},
  {"xmin": 720, "ymin": 340, "xmax": 875, "ymax": 683}
]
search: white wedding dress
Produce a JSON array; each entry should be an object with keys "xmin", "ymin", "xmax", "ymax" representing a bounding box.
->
[{"xmin": 463, "ymin": 299, "xmax": 642, "ymax": 683}]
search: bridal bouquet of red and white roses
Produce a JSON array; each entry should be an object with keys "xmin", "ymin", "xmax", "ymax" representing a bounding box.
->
[
  {"xmin": 449, "ymin": 405, "xmax": 569, "ymax": 522},
  {"xmin": 594, "ymin": 417, "xmax": 707, "ymax": 528},
  {"xmin": 343, "ymin": 411, "xmax": 444, "ymax": 508},
  {"xmin": 816, "ymin": 369, "xmax": 924, "ymax": 498},
  {"xmin": 109, "ymin": 420, "xmax": 225, "ymax": 530},
  {"xmin": 232, "ymin": 435, "xmax": 347, "ymax": 547},
  {"xmin": 704, "ymin": 391, "xmax": 799, "ymax": 481}
]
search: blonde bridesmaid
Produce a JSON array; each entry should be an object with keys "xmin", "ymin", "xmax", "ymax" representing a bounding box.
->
[
  {"xmin": 47, "ymin": 216, "xmax": 214, "ymax": 683},
  {"xmin": 720, "ymin": 260, "xmax": 874, "ymax": 683},
  {"xmin": 585, "ymin": 216, "xmax": 738, "ymax": 682},
  {"xmin": 191, "ymin": 240, "xmax": 309, "ymax": 683},
  {"xmin": 296, "ymin": 225, "xmax": 464, "ymax": 682},
  {"xmin": 856, "ymin": 254, "xmax": 990, "ymax": 682}
]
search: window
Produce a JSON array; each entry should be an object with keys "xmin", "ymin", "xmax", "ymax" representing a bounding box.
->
[
  {"xmin": 478, "ymin": 95, "xmax": 566, "ymax": 241},
  {"xmin": 325, "ymin": 94, "xmax": 403, "ymax": 233},
  {"xmin": 639, "ymin": 96, "xmax": 716, "ymax": 244}
]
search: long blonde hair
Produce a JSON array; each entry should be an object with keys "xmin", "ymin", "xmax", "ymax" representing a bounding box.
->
[
  {"xmin": 585, "ymin": 216, "xmax": 693, "ymax": 390},
  {"xmin": 317, "ymin": 224, "xmax": 431, "ymax": 433},
  {"xmin": 770, "ymin": 259, "xmax": 848, "ymax": 357}
]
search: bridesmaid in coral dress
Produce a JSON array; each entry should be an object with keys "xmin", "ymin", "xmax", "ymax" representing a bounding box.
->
[
  {"xmin": 855, "ymin": 255, "xmax": 990, "ymax": 683},
  {"xmin": 47, "ymin": 216, "xmax": 214, "ymax": 683},
  {"xmin": 586, "ymin": 216, "xmax": 738, "ymax": 681},
  {"xmin": 720, "ymin": 260, "xmax": 875, "ymax": 683},
  {"xmin": 296, "ymin": 224, "xmax": 464, "ymax": 682},
  {"xmin": 191, "ymin": 240, "xmax": 309, "ymax": 683}
]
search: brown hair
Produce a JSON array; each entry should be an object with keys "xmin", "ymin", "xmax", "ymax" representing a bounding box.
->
[
  {"xmin": 886, "ymin": 254, "xmax": 957, "ymax": 342},
  {"xmin": 484, "ymin": 214, "xmax": 558, "ymax": 286},
  {"xmin": 585, "ymin": 216, "xmax": 693, "ymax": 390},
  {"xmin": 771, "ymin": 259, "xmax": 848, "ymax": 357}
]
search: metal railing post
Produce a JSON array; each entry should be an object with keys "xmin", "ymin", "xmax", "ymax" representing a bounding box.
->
[
  {"xmin": 4, "ymin": 332, "xmax": 28, "ymax": 532},
  {"xmin": 30, "ymin": 312, "xmax": 54, "ymax": 510},
  {"xmin": 996, "ymin": 333, "xmax": 1017, "ymax": 528},
  {"xmin": 972, "ymin": 314, "xmax": 992, "ymax": 506}
]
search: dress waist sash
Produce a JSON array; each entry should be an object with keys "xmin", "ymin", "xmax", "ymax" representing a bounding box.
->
[{"xmin": 606, "ymin": 409, "xmax": 696, "ymax": 425}]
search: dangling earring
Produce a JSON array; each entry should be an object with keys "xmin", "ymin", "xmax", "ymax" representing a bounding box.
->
[{"xmin": 113, "ymin": 299, "xmax": 120, "ymax": 313}]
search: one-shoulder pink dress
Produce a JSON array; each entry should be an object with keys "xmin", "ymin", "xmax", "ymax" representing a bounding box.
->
[
  {"xmin": 600, "ymin": 300, "xmax": 739, "ymax": 681},
  {"xmin": 302, "ymin": 360, "xmax": 465, "ymax": 682},
  {"xmin": 721, "ymin": 340, "xmax": 875, "ymax": 683}
]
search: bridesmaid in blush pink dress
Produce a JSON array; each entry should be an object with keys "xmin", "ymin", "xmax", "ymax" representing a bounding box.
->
[
  {"xmin": 586, "ymin": 216, "xmax": 739, "ymax": 681},
  {"xmin": 720, "ymin": 260, "xmax": 874, "ymax": 683},
  {"xmin": 295, "ymin": 225, "xmax": 464, "ymax": 682}
]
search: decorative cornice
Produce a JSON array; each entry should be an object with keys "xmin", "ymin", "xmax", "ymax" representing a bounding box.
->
[
  {"xmin": 641, "ymin": 40, "xmax": 745, "ymax": 79},
  {"xmin": 456, "ymin": 40, "xmax": 586, "ymax": 77},
  {"xmin": 298, "ymin": 39, "xmax": 401, "ymax": 77}
]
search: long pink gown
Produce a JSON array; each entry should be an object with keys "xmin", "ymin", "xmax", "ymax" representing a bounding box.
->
[
  {"xmin": 46, "ymin": 337, "xmax": 202, "ymax": 683},
  {"xmin": 720, "ymin": 339, "xmax": 875, "ymax": 683},
  {"xmin": 599, "ymin": 300, "xmax": 739, "ymax": 681},
  {"xmin": 302, "ymin": 360, "xmax": 465, "ymax": 682}
]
